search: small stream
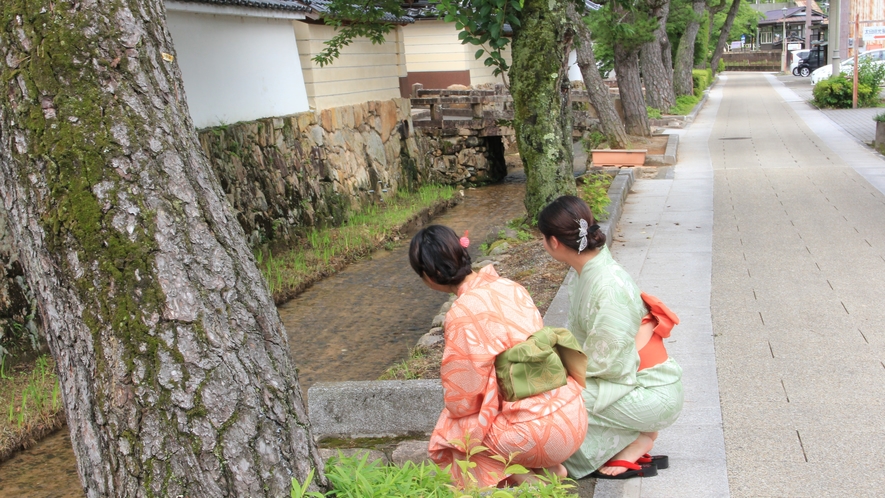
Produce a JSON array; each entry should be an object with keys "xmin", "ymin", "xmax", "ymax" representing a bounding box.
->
[{"xmin": 0, "ymin": 176, "xmax": 531, "ymax": 494}]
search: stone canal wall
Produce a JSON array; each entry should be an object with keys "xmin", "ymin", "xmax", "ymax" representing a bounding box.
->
[{"xmin": 196, "ymin": 97, "xmax": 507, "ymax": 246}]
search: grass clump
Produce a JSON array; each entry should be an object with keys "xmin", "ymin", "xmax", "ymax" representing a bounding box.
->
[
  {"xmin": 378, "ymin": 346, "xmax": 439, "ymax": 381},
  {"xmin": 256, "ymin": 185, "xmax": 457, "ymax": 303},
  {"xmin": 0, "ymin": 354, "xmax": 64, "ymax": 462}
]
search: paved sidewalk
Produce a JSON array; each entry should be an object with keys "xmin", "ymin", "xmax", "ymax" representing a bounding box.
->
[
  {"xmin": 573, "ymin": 72, "xmax": 885, "ymax": 497},
  {"xmin": 776, "ymin": 75, "xmax": 884, "ymax": 146}
]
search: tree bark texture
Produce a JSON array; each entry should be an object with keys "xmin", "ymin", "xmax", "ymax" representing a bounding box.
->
[
  {"xmin": 612, "ymin": 4, "xmax": 650, "ymax": 138},
  {"xmin": 568, "ymin": 5, "xmax": 628, "ymax": 149},
  {"xmin": 511, "ymin": 0, "xmax": 577, "ymax": 219},
  {"xmin": 640, "ymin": 0, "xmax": 676, "ymax": 111},
  {"xmin": 710, "ymin": 0, "xmax": 742, "ymax": 77},
  {"xmin": 673, "ymin": 0, "xmax": 706, "ymax": 96},
  {"xmin": 0, "ymin": 1, "xmax": 326, "ymax": 496}
]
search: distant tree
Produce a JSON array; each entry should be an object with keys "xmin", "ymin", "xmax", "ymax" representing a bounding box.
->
[
  {"xmin": 568, "ymin": 3, "xmax": 629, "ymax": 149},
  {"xmin": 640, "ymin": 0, "xmax": 677, "ymax": 111},
  {"xmin": 673, "ymin": 0, "xmax": 707, "ymax": 95},
  {"xmin": 587, "ymin": 2, "xmax": 657, "ymax": 136}
]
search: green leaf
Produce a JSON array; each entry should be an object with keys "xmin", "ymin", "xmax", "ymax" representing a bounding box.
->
[{"xmin": 475, "ymin": 48, "xmax": 485, "ymax": 60}]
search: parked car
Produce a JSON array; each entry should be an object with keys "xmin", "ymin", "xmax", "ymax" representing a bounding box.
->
[
  {"xmin": 810, "ymin": 49, "xmax": 885, "ymax": 85},
  {"xmin": 796, "ymin": 48, "xmax": 827, "ymax": 77},
  {"xmin": 790, "ymin": 50, "xmax": 811, "ymax": 76}
]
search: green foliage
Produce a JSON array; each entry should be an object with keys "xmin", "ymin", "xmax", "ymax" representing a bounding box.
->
[
  {"xmin": 692, "ymin": 69, "xmax": 713, "ymax": 96},
  {"xmin": 290, "ymin": 446, "xmax": 579, "ymax": 497},
  {"xmin": 711, "ymin": 1, "xmax": 764, "ymax": 43},
  {"xmin": 812, "ymin": 74, "xmax": 876, "ymax": 108},
  {"xmin": 581, "ymin": 131, "xmax": 607, "ymax": 152},
  {"xmin": 435, "ymin": 0, "xmax": 525, "ymax": 78},
  {"xmin": 718, "ymin": 57, "xmax": 726, "ymax": 73},
  {"xmin": 577, "ymin": 173, "xmax": 612, "ymax": 221},
  {"xmin": 669, "ymin": 94, "xmax": 701, "ymax": 115},
  {"xmin": 586, "ymin": 3, "xmax": 658, "ymax": 59},
  {"xmin": 857, "ymin": 59, "xmax": 885, "ymax": 97},
  {"xmin": 647, "ymin": 106, "xmax": 663, "ymax": 119},
  {"xmin": 874, "ymin": 112, "xmax": 885, "ymax": 122},
  {"xmin": 312, "ymin": 1, "xmax": 403, "ymax": 67}
]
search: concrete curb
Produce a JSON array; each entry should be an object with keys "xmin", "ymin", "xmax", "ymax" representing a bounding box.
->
[
  {"xmin": 645, "ymin": 134, "xmax": 679, "ymax": 166},
  {"xmin": 307, "ymin": 170, "xmax": 636, "ymax": 449}
]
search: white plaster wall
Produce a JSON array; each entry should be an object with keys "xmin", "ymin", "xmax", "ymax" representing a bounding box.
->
[
  {"xmin": 166, "ymin": 11, "xmax": 310, "ymax": 128},
  {"xmin": 294, "ymin": 23, "xmax": 405, "ymax": 110}
]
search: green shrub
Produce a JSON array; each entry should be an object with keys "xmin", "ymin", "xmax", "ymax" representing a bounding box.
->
[
  {"xmin": 874, "ymin": 112, "xmax": 885, "ymax": 122},
  {"xmin": 717, "ymin": 58, "xmax": 725, "ymax": 74},
  {"xmin": 812, "ymin": 74, "xmax": 875, "ymax": 108},
  {"xmin": 646, "ymin": 106, "xmax": 663, "ymax": 119},
  {"xmin": 692, "ymin": 69, "xmax": 713, "ymax": 95},
  {"xmin": 857, "ymin": 59, "xmax": 885, "ymax": 102}
]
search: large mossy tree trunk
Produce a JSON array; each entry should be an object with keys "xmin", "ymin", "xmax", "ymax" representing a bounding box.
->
[
  {"xmin": 710, "ymin": 0, "xmax": 742, "ymax": 77},
  {"xmin": 511, "ymin": 0, "xmax": 577, "ymax": 218},
  {"xmin": 641, "ymin": 0, "xmax": 676, "ymax": 111},
  {"xmin": 674, "ymin": 0, "xmax": 707, "ymax": 96},
  {"xmin": 0, "ymin": 1, "xmax": 326, "ymax": 496},
  {"xmin": 569, "ymin": 4, "xmax": 628, "ymax": 150}
]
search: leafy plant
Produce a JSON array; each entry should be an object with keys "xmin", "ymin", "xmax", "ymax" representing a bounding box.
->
[
  {"xmin": 874, "ymin": 112, "xmax": 885, "ymax": 122},
  {"xmin": 812, "ymin": 74, "xmax": 875, "ymax": 109},
  {"xmin": 290, "ymin": 435, "xmax": 579, "ymax": 497},
  {"xmin": 646, "ymin": 106, "xmax": 663, "ymax": 119},
  {"xmin": 581, "ymin": 131, "xmax": 607, "ymax": 152},
  {"xmin": 578, "ymin": 173, "xmax": 612, "ymax": 221}
]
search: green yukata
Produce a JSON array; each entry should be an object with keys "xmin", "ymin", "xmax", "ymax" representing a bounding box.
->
[{"xmin": 563, "ymin": 246, "xmax": 684, "ymax": 479}]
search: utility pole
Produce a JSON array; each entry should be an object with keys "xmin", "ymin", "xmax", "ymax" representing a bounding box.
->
[
  {"xmin": 804, "ymin": 0, "xmax": 812, "ymax": 50},
  {"xmin": 830, "ymin": 0, "xmax": 841, "ymax": 74}
]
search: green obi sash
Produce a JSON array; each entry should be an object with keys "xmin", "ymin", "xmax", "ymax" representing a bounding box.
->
[{"xmin": 495, "ymin": 327, "xmax": 588, "ymax": 402}]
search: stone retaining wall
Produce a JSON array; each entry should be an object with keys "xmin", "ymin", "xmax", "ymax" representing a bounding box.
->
[{"xmin": 196, "ymin": 98, "xmax": 508, "ymax": 247}]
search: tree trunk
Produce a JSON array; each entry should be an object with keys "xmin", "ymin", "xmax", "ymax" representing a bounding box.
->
[
  {"xmin": 568, "ymin": 4, "xmax": 628, "ymax": 150},
  {"xmin": 511, "ymin": 0, "xmax": 577, "ymax": 218},
  {"xmin": 673, "ymin": 0, "xmax": 707, "ymax": 96},
  {"xmin": 611, "ymin": 4, "xmax": 650, "ymax": 138},
  {"xmin": 0, "ymin": 1, "xmax": 326, "ymax": 496},
  {"xmin": 710, "ymin": 0, "xmax": 742, "ymax": 77},
  {"xmin": 640, "ymin": 0, "xmax": 676, "ymax": 111}
]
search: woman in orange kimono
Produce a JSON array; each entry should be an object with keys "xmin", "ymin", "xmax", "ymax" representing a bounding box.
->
[{"xmin": 409, "ymin": 225, "xmax": 587, "ymax": 489}]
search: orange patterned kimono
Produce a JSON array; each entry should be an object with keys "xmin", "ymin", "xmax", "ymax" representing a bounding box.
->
[{"xmin": 428, "ymin": 265, "xmax": 587, "ymax": 488}]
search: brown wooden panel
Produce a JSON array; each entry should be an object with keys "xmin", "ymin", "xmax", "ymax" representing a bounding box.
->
[{"xmin": 399, "ymin": 71, "xmax": 471, "ymax": 97}]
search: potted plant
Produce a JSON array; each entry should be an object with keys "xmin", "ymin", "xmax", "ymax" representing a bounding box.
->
[
  {"xmin": 582, "ymin": 131, "xmax": 648, "ymax": 167},
  {"xmin": 591, "ymin": 148, "xmax": 648, "ymax": 167},
  {"xmin": 875, "ymin": 112, "xmax": 885, "ymax": 154}
]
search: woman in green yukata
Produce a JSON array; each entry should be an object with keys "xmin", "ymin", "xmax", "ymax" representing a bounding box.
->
[{"xmin": 538, "ymin": 195, "xmax": 684, "ymax": 480}]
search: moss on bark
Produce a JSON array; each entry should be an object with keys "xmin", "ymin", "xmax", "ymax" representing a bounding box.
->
[{"xmin": 510, "ymin": 0, "xmax": 576, "ymax": 220}]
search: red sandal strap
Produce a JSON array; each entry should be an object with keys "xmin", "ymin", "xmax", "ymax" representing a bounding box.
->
[{"xmin": 604, "ymin": 459, "xmax": 642, "ymax": 471}]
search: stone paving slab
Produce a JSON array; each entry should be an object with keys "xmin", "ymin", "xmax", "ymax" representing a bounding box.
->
[{"xmin": 711, "ymin": 73, "xmax": 885, "ymax": 498}]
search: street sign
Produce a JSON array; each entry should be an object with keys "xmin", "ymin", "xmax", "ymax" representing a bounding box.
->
[{"xmin": 863, "ymin": 26, "xmax": 885, "ymax": 41}]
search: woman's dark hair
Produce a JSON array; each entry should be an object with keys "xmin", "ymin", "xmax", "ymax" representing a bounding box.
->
[
  {"xmin": 409, "ymin": 225, "xmax": 472, "ymax": 286},
  {"xmin": 537, "ymin": 195, "xmax": 605, "ymax": 252}
]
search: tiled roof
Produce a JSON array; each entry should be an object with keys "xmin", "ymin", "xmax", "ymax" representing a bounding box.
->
[
  {"xmin": 172, "ymin": 0, "xmax": 311, "ymax": 12},
  {"xmin": 308, "ymin": 0, "xmax": 415, "ymax": 23}
]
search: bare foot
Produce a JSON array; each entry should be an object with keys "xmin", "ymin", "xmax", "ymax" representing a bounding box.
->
[{"xmin": 596, "ymin": 434, "xmax": 655, "ymax": 476}]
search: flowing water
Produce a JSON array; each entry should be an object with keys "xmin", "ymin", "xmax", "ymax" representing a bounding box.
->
[
  {"xmin": 0, "ymin": 177, "xmax": 529, "ymax": 494},
  {"xmin": 281, "ymin": 179, "xmax": 528, "ymax": 396}
]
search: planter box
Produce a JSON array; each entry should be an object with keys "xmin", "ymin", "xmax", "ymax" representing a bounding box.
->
[
  {"xmin": 876, "ymin": 121, "xmax": 885, "ymax": 155},
  {"xmin": 591, "ymin": 149, "xmax": 647, "ymax": 167}
]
